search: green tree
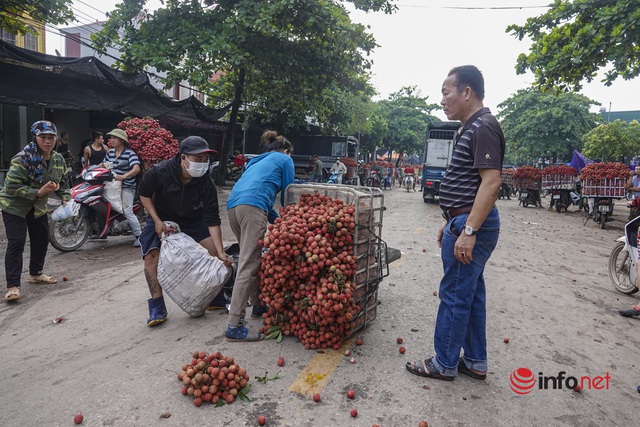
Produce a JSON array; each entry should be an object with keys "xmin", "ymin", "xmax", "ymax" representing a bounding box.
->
[
  {"xmin": 497, "ymin": 89, "xmax": 599, "ymax": 164},
  {"xmin": 93, "ymin": 0, "xmax": 396, "ymax": 182},
  {"xmin": 0, "ymin": 0, "xmax": 74, "ymax": 35},
  {"xmin": 508, "ymin": 0, "xmax": 640, "ymax": 92},
  {"xmin": 375, "ymin": 86, "xmax": 440, "ymax": 157},
  {"xmin": 582, "ymin": 119, "xmax": 640, "ymax": 162}
]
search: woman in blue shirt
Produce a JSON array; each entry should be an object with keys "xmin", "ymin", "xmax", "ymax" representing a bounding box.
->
[{"xmin": 225, "ymin": 130, "xmax": 294, "ymax": 341}]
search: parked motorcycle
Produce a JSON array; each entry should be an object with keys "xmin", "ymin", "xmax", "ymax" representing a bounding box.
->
[
  {"xmin": 49, "ymin": 166, "xmax": 145, "ymax": 252},
  {"xmin": 518, "ymin": 188, "xmax": 542, "ymax": 208},
  {"xmin": 209, "ymin": 156, "xmax": 243, "ymax": 181},
  {"xmin": 609, "ymin": 215, "xmax": 640, "ymax": 295},
  {"xmin": 549, "ymin": 188, "xmax": 581, "ymax": 212},
  {"xmin": 366, "ymin": 170, "xmax": 382, "ymax": 189},
  {"xmin": 586, "ymin": 197, "xmax": 615, "ymax": 229}
]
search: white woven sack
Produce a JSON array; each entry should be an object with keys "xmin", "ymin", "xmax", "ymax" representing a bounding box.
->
[
  {"xmin": 103, "ymin": 180, "xmax": 123, "ymax": 213},
  {"xmin": 157, "ymin": 232, "xmax": 230, "ymax": 317}
]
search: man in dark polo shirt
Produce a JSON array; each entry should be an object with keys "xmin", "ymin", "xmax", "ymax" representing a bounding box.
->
[{"xmin": 406, "ymin": 65, "xmax": 504, "ymax": 382}]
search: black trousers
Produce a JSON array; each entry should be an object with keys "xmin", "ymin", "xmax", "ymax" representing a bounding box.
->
[{"xmin": 2, "ymin": 209, "xmax": 50, "ymax": 287}]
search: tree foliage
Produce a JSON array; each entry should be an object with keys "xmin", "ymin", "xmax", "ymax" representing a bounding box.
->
[
  {"xmin": 582, "ymin": 119, "xmax": 640, "ymax": 162},
  {"xmin": 508, "ymin": 0, "xmax": 640, "ymax": 92},
  {"xmin": 92, "ymin": 0, "xmax": 396, "ymax": 132},
  {"xmin": 0, "ymin": 0, "xmax": 74, "ymax": 35},
  {"xmin": 374, "ymin": 86, "xmax": 440, "ymax": 156},
  {"xmin": 497, "ymin": 89, "xmax": 599, "ymax": 164}
]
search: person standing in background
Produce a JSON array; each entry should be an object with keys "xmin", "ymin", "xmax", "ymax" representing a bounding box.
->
[
  {"xmin": 55, "ymin": 131, "xmax": 75, "ymax": 165},
  {"xmin": 83, "ymin": 132, "xmax": 106, "ymax": 168},
  {"xmin": 310, "ymin": 154, "xmax": 323, "ymax": 182}
]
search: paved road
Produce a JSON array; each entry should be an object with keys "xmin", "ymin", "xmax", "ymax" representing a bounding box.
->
[{"xmin": 0, "ymin": 185, "xmax": 637, "ymax": 426}]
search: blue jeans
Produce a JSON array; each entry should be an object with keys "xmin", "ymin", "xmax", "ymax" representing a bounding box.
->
[
  {"xmin": 122, "ymin": 187, "xmax": 142, "ymax": 237},
  {"xmin": 433, "ymin": 208, "xmax": 500, "ymax": 376}
]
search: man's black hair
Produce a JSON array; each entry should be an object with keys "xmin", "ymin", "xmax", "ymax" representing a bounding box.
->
[{"xmin": 448, "ymin": 65, "xmax": 485, "ymax": 101}]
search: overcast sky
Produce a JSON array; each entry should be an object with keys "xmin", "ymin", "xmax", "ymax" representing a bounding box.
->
[{"xmin": 47, "ymin": 1, "xmax": 640, "ymax": 119}]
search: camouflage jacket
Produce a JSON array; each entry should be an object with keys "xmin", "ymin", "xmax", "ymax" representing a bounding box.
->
[{"xmin": 0, "ymin": 151, "xmax": 71, "ymax": 218}]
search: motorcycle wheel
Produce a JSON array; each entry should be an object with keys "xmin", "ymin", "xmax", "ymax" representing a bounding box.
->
[
  {"xmin": 608, "ymin": 241, "xmax": 639, "ymax": 294},
  {"xmin": 555, "ymin": 203, "xmax": 562, "ymax": 212},
  {"xmin": 522, "ymin": 201, "xmax": 529, "ymax": 208},
  {"xmin": 600, "ymin": 212, "xmax": 607, "ymax": 229},
  {"xmin": 49, "ymin": 215, "xmax": 91, "ymax": 252}
]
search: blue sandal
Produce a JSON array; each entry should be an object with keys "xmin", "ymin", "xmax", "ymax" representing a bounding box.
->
[{"xmin": 226, "ymin": 325, "xmax": 263, "ymax": 342}]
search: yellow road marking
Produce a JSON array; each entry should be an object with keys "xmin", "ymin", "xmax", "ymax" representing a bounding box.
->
[{"xmin": 288, "ymin": 338, "xmax": 353, "ymax": 395}]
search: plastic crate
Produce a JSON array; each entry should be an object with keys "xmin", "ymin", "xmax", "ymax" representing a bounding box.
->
[
  {"xmin": 542, "ymin": 174, "xmax": 576, "ymax": 190},
  {"xmin": 514, "ymin": 178, "xmax": 542, "ymax": 190},
  {"xmin": 501, "ymin": 173, "xmax": 514, "ymax": 186},
  {"xmin": 284, "ymin": 183, "xmax": 387, "ymax": 336},
  {"xmin": 350, "ymin": 285, "xmax": 379, "ymax": 336},
  {"xmin": 580, "ymin": 178, "xmax": 626, "ymax": 197}
]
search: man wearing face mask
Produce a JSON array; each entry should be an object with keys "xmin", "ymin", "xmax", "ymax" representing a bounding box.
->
[{"xmin": 136, "ymin": 136, "xmax": 232, "ymax": 326}]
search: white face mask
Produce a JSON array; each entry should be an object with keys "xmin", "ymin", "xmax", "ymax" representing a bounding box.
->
[{"xmin": 184, "ymin": 157, "xmax": 209, "ymax": 178}]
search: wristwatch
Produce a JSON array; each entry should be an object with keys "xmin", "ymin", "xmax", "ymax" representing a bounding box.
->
[{"xmin": 464, "ymin": 225, "xmax": 477, "ymax": 236}]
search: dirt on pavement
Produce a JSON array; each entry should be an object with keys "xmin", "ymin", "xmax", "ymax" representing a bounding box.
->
[{"xmin": 0, "ymin": 183, "xmax": 638, "ymax": 426}]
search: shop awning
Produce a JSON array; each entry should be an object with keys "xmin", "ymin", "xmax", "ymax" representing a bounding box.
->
[{"xmin": 0, "ymin": 40, "xmax": 231, "ymax": 124}]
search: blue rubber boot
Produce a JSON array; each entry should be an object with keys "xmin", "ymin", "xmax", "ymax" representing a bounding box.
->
[{"xmin": 147, "ymin": 296, "xmax": 168, "ymax": 327}]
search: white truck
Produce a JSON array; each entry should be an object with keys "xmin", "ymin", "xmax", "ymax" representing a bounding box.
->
[{"xmin": 422, "ymin": 121, "xmax": 460, "ymax": 203}]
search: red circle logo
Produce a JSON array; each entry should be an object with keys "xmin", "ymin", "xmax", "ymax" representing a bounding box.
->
[{"xmin": 510, "ymin": 368, "xmax": 536, "ymax": 395}]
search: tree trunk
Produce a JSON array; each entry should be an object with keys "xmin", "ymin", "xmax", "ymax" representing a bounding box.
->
[{"xmin": 216, "ymin": 68, "xmax": 246, "ymax": 186}]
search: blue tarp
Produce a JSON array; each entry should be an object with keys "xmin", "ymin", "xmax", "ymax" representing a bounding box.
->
[{"xmin": 570, "ymin": 150, "xmax": 592, "ymax": 173}]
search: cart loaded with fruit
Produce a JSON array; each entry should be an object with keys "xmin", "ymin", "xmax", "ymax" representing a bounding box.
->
[
  {"xmin": 542, "ymin": 165, "xmax": 579, "ymax": 212},
  {"xmin": 580, "ymin": 162, "xmax": 629, "ymax": 229},
  {"xmin": 256, "ymin": 183, "xmax": 400, "ymax": 350},
  {"xmin": 499, "ymin": 169, "xmax": 515, "ymax": 199},
  {"xmin": 514, "ymin": 166, "xmax": 543, "ymax": 208}
]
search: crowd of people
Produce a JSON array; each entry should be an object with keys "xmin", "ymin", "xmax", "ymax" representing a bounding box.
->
[{"xmin": 2, "ymin": 65, "xmax": 637, "ymax": 370}]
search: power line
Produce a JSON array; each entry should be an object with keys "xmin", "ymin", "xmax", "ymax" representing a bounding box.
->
[
  {"xmin": 396, "ymin": 3, "xmax": 549, "ymax": 9},
  {"xmin": 74, "ymin": 0, "xmax": 109, "ymax": 18}
]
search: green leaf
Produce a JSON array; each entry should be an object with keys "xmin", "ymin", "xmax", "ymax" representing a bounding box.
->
[
  {"xmin": 276, "ymin": 332, "xmax": 283, "ymax": 343},
  {"xmin": 266, "ymin": 325, "xmax": 281, "ymax": 334},
  {"xmin": 214, "ymin": 400, "xmax": 225, "ymax": 407},
  {"xmin": 265, "ymin": 330, "xmax": 281, "ymax": 340}
]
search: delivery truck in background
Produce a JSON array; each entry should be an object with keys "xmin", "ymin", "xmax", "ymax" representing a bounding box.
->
[
  {"xmin": 289, "ymin": 135, "xmax": 358, "ymax": 180},
  {"xmin": 421, "ymin": 121, "xmax": 460, "ymax": 203}
]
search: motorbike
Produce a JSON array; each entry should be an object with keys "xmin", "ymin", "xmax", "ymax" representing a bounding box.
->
[
  {"xmin": 609, "ymin": 215, "xmax": 640, "ymax": 295},
  {"xmin": 49, "ymin": 166, "xmax": 145, "ymax": 252},
  {"xmin": 366, "ymin": 170, "xmax": 382, "ymax": 189},
  {"xmin": 327, "ymin": 170, "xmax": 342, "ymax": 184},
  {"xmin": 209, "ymin": 157, "xmax": 243, "ymax": 181},
  {"xmin": 403, "ymin": 174, "xmax": 415, "ymax": 192},
  {"xmin": 586, "ymin": 197, "xmax": 615, "ymax": 229},
  {"xmin": 549, "ymin": 188, "xmax": 582, "ymax": 212},
  {"xmin": 518, "ymin": 188, "xmax": 542, "ymax": 208}
]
